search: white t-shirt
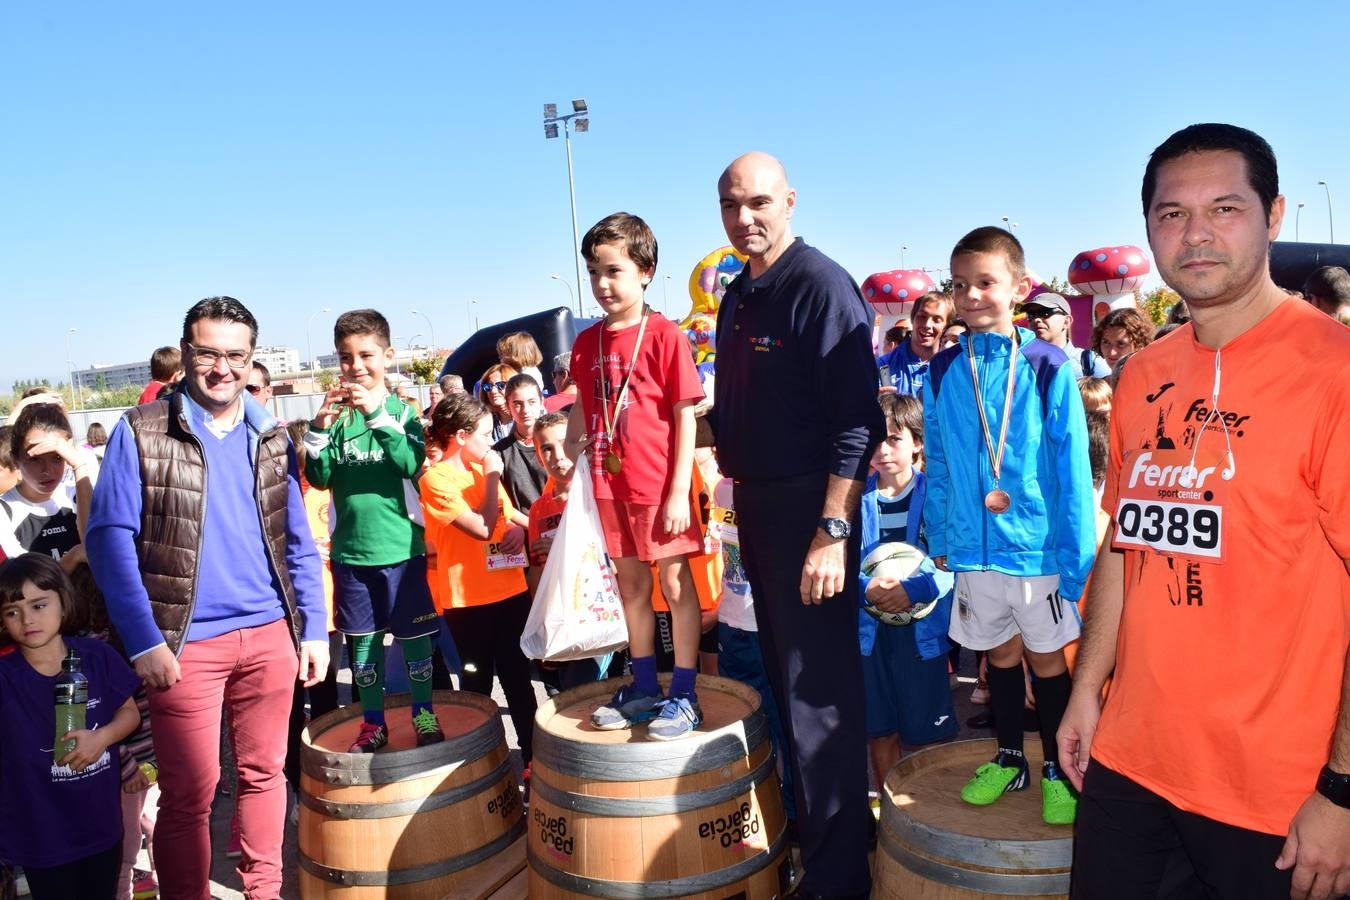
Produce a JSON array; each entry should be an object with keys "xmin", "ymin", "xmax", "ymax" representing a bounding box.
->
[{"xmin": 0, "ymin": 482, "xmax": 79, "ymax": 561}]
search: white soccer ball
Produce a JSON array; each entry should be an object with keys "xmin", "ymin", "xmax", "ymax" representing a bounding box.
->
[{"xmin": 861, "ymin": 542, "xmax": 927, "ymax": 626}]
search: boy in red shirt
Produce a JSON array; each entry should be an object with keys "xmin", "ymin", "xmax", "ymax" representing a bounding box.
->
[{"xmin": 565, "ymin": 212, "xmax": 705, "ymax": 740}]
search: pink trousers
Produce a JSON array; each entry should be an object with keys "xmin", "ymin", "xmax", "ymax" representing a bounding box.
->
[{"xmin": 148, "ymin": 619, "xmax": 296, "ymax": 900}]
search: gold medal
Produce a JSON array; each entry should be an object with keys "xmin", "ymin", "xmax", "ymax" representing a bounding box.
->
[
  {"xmin": 596, "ymin": 307, "xmax": 650, "ymax": 480},
  {"xmin": 984, "ymin": 489, "xmax": 1011, "ymax": 514},
  {"xmin": 604, "ymin": 451, "xmax": 622, "ymax": 475}
]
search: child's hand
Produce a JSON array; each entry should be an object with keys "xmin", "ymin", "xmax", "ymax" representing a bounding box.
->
[
  {"xmin": 532, "ymin": 534, "xmax": 554, "ymax": 559},
  {"xmin": 313, "ymin": 386, "xmax": 348, "ymax": 429},
  {"xmin": 865, "ymin": 576, "xmax": 912, "ymax": 614},
  {"xmin": 499, "ymin": 525, "xmax": 526, "ymax": 555},
  {"xmin": 25, "ymin": 431, "xmax": 80, "ymax": 468},
  {"xmin": 662, "ymin": 493, "xmax": 690, "ymax": 536},
  {"xmin": 122, "ymin": 767, "xmax": 152, "ymax": 793},
  {"xmin": 933, "ymin": 555, "xmax": 948, "ymax": 571},
  {"xmin": 483, "ymin": 449, "xmax": 504, "ymax": 477},
  {"xmin": 347, "ymin": 381, "xmax": 378, "ymax": 416},
  {"xmin": 59, "ymin": 728, "xmax": 110, "ymax": 772}
]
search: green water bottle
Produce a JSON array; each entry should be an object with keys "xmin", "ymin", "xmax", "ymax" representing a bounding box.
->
[{"xmin": 54, "ymin": 647, "xmax": 88, "ymax": 765}]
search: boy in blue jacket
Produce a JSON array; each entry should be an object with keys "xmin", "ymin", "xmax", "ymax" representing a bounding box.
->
[
  {"xmin": 859, "ymin": 392, "xmax": 957, "ymax": 797},
  {"xmin": 923, "ymin": 227, "xmax": 1095, "ymax": 826}
]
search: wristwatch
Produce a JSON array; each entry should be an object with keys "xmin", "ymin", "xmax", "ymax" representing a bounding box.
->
[
  {"xmin": 1316, "ymin": 765, "xmax": 1350, "ymax": 808},
  {"xmin": 818, "ymin": 517, "xmax": 851, "ymax": 540}
]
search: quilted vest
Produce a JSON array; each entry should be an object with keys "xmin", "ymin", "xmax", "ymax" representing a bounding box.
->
[{"xmin": 124, "ymin": 393, "xmax": 301, "ymax": 654}]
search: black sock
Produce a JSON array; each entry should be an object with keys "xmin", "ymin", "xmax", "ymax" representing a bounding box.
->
[
  {"xmin": 1032, "ymin": 670, "xmax": 1072, "ymax": 768},
  {"xmin": 987, "ymin": 662, "xmax": 1026, "ymax": 761}
]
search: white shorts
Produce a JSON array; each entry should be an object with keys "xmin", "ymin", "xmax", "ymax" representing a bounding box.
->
[{"xmin": 948, "ymin": 570, "xmax": 1080, "ymax": 653}]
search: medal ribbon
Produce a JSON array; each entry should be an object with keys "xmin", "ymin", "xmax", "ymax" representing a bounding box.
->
[
  {"xmin": 597, "ymin": 307, "xmax": 651, "ymax": 457},
  {"xmin": 967, "ymin": 331, "xmax": 1018, "ymax": 490}
]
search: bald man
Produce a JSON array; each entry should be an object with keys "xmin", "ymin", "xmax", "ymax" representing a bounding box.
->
[{"xmin": 710, "ymin": 153, "xmax": 882, "ymax": 899}]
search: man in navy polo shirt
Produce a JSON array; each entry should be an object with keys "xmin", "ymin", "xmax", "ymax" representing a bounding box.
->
[{"xmin": 711, "ymin": 152, "xmax": 883, "ymax": 900}]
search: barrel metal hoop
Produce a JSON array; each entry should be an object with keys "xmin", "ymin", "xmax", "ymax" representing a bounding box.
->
[
  {"xmin": 878, "ymin": 824, "xmax": 1070, "ymax": 896},
  {"xmin": 300, "ymin": 756, "xmax": 514, "ymax": 820},
  {"xmin": 300, "ymin": 817, "xmax": 525, "ymax": 887},
  {"xmin": 533, "ymin": 709, "xmax": 767, "ymax": 781},
  {"xmin": 530, "ymin": 751, "xmax": 774, "ymax": 818},
  {"xmin": 301, "ymin": 723, "xmax": 504, "ymax": 785},
  {"xmin": 528, "ymin": 823, "xmax": 787, "ymax": 898},
  {"xmin": 880, "ymin": 797, "xmax": 1072, "ymax": 870}
]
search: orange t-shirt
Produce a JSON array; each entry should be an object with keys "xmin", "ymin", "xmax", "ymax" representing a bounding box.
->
[
  {"xmin": 419, "ymin": 461, "xmax": 527, "ymax": 609},
  {"xmin": 1092, "ymin": 299, "xmax": 1350, "ymax": 836},
  {"xmin": 302, "ymin": 485, "xmax": 336, "ymax": 632},
  {"xmin": 528, "ymin": 479, "xmax": 568, "ymax": 569}
]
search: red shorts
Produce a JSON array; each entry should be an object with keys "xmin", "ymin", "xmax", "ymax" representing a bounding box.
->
[{"xmin": 596, "ymin": 496, "xmax": 702, "ymax": 562}]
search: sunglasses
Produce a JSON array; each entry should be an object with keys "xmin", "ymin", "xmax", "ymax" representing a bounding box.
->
[
  {"xmin": 244, "ymin": 384, "xmax": 263, "ymax": 394},
  {"xmin": 483, "ymin": 381, "xmax": 508, "ymax": 392},
  {"xmin": 1024, "ymin": 308, "xmax": 1066, "ymax": 320}
]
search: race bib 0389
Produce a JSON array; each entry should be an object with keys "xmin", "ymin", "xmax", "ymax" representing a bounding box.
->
[{"xmin": 1112, "ymin": 449, "xmax": 1228, "ymax": 563}]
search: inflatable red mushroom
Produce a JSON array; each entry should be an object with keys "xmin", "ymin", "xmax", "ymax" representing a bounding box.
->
[
  {"xmin": 1068, "ymin": 245, "xmax": 1151, "ymax": 324},
  {"xmin": 862, "ymin": 269, "xmax": 935, "ymax": 317}
]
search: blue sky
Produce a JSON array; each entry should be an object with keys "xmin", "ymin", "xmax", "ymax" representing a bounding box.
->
[{"xmin": 2, "ymin": 1, "xmax": 1346, "ymax": 389}]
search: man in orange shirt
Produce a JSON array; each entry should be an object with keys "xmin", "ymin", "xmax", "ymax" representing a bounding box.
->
[{"xmin": 1058, "ymin": 124, "xmax": 1350, "ymax": 900}]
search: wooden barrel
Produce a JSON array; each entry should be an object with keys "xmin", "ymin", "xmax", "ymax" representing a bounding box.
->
[
  {"xmin": 528, "ymin": 674, "xmax": 792, "ymax": 899},
  {"xmin": 298, "ymin": 690, "xmax": 526, "ymax": 899},
  {"xmin": 873, "ymin": 739, "xmax": 1071, "ymax": 898}
]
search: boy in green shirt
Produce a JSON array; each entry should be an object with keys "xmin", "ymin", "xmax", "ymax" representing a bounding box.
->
[{"xmin": 304, "ymin": 308, "xmax": 443, "ymax": 751}]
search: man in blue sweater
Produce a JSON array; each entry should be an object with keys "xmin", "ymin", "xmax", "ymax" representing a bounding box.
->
[
  {"xmin": 87, "ymin": 297, "xmax": 329, "ymax": 900},
  {"xmin": 712, "ymin": 152, "xmax": 884, "ymax": 899}
]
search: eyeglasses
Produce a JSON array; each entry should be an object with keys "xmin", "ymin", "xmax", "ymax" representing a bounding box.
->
[
  {"xmin": 1024, "ymin": 308, "xmax": 1065, "ymax": 320},
  {"xmin": 244, "ymin": 384, "xmax": 263, "ymax": 394},
  {"xmin": 187, "ymin": 343, "xmax": 252, "ymax": 370},
  {"xmin": 483, "ymin": 381, "xmax": 508, "ymax": 392}
]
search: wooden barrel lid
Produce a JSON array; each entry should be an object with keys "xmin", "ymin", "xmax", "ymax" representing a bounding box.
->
[
  {"xmin": 301, "ymin": 690, "xmax": 503, "ymax": 786},
  {"xmin": 882, "ymin": 738, "xmax": 1072, "ymax": 871},
  {"xmin": 533, "ymin": 675, "xmax": 768, "ymax": 781}
]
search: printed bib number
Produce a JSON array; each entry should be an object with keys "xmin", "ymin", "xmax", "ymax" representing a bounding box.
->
[
  {"xmin": 486, "ymin": 541, "xmax": 527, "ymax": 570},
  {"xmin": 1112, "ymin": 449, "xmax": 1227, "ymax": 562}
]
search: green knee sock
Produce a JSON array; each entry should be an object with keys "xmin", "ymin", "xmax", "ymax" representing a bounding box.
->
[
  {"xmin": 350, "ymin": 632, "xmax": 387, "ymax": 725},
  {"xmin": 400, "ymin": 635, "xmax": 435, "ymax": 717}
]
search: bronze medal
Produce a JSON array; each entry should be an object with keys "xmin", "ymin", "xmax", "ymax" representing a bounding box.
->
[
  {"xmin": 967, "ymin": 331, "xmax": 1019, "ymax": 518},
  {"xmin": 604, "ymin": 451, "xmax": 622, "ymax": 475},
  {"xmin": 596, "ymin": 308, "xmax": 650, "ymax": 483},
  {"xmin": 984, "ymin": 489, "xmax": 1011, "ymax": 514}
]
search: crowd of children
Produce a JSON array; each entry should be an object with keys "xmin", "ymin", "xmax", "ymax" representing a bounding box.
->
[{"xmin": 0, "ymin": 212, "xmax": 1145, "ymax": 898}]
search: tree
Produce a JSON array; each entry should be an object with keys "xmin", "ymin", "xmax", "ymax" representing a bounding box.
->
[
  {"xmin": 1140, "ymin": 287, "xmax": 1181, "ymax": 325},
  {"xmin": 406, "ymin": 356, "xmax": 441, "ymax": 386}
]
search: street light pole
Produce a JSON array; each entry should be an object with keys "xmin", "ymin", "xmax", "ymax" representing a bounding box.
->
[
  {"xmin": 410, "ymin": 309, "xmax": 436, "ymax": 360},
  {"xmin": 901, "ymin": 245, "xmax": 908, "ymax": 268},
  {"xmin": 306, "ymin": 306, "xmax": 332, "ymax": 385},
  {"xmin": 550, "ymin": 274, "xmax": 576, "ymax": 313},
  {"xmin": 469, "ymin": 299, "xmax": 480, "ymax": 333},
  {"xmin": 1297, "ymin": 202, "xmax": 1305, "ymax": 241},
  {"xmin": 1318, "ymin": 180, "xmax": 1334, "ymax": 243},
  {"xmin": 544, "ymin": 100, "xmax": 589, "ymax": 317}
]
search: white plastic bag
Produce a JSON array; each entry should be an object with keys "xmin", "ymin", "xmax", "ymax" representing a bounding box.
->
[{"xmin": 520, "ymin": 464, "xmax": 628, "ymax": 662}]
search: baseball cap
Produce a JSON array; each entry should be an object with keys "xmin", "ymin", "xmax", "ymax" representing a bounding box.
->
[{"xmin": 1023, "ymin": 293, "xmax": 1070, "ymax": 315}]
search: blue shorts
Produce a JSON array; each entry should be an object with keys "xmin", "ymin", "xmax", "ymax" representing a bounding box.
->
[
  {"xmin": 334, "ymin": 556, "xmax": 439, "ymax": 640},
  {"xmin": 862, "ymin": 622, "xmax": 958, "ymax": 744}
]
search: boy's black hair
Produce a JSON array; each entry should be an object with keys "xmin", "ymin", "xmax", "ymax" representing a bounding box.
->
[
  {"xmin": 149, "ymin": 346, "xmax": 182, "ymax": 381},
  {"xmin": 182, "ymin": 296, "xmax": 259, "ymax": 347},
  {"xmin": 334, "ymin": 309, "xmax": 391, "ymax": 348},
  {"xmin": 878, "ymin": 392, "xmax": 923, "ymax": 454},
  {"xmin": 504, "ymin": 372, "xmax": 541, "ymax": 398},
  {"xmin": 582, "ymin": 212, "xmax": 658, "ymax": 275},
  {"xmin": 10, "ymin": 402, "xmax": 73, "ymax": 461},
  {"xmin": 533, "ymin": 411, "xmax": 568, "ymax": 435},
  {"xmin": 1142, "ymin": 123, "xmax": 1278, "ymax": 222},
  {"xmin": 951, "ymin": 227, "xmax": 1026, "ymax": 280},
  {"xmin": 251, "ymin": 360, "xmax": 271, "ymax": 385},
  {"xmin": 0, "ymin": 426, "xmax": 14, "ymax": 471},
  {"xmin": 1303, "ymin": 265, "xmax": 1350, "ymax": 308},
  {"xmin": 0, "ymin": 552, "xmax": 77, "ymax": 634},
  {"xmin": 427, "ymin": 392, "xmax": 490, "ymax": 448}
]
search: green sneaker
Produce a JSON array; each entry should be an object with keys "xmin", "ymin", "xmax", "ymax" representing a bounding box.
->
[
  {"xmin": 413, "ymin": 709, "xmax": 445, "ymax": 747},
  {"xmin": 1041, "ymin": 761, "xmax": 1078, "ymax": 825},
  {"xmin": 960, "ymin": 751, "xmax": 1030, "ymax": 805}
]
